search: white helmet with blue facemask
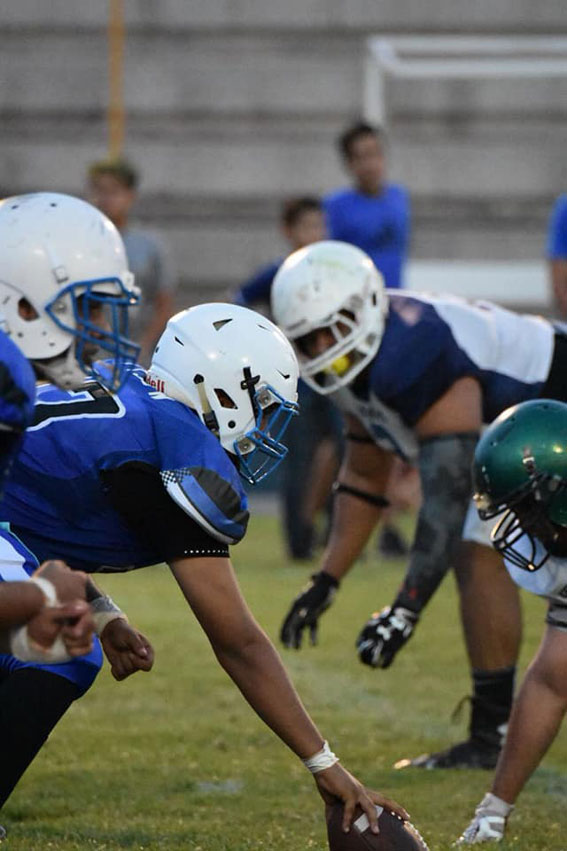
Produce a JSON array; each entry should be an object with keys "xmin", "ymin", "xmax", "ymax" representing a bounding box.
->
[
  {"xmin": 0, "ymin": 192, "xmax": 140, "ymax": 391},
  {"xmin": 148, "ymin": 304, "xmax": 299, "ymax": 485}
]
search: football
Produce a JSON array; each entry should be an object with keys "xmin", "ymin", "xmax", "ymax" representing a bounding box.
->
[{"xmin": 326, "ymin": 803, "xmax": 429, "ymax": 851}]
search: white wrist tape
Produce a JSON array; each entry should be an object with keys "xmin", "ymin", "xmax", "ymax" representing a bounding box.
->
[
  {"xmin": 302, "ymin": 741, "xmax": 339, "ymax": 774},
  {"xmin": 29, "ymin": 576, "xmax": 59, "ymax": 607},
  {"xmin": 90, "ymin": 594, "xmax": 128, "ymax": 635},
  {"xmin": 9, "ymin": 624, "xmax": 71, "ymax": 664}
]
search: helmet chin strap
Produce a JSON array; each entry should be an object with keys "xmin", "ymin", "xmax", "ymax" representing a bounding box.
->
[
  {"xmin": 193, "ymin": 374, "xmax": 219, "ymax": 435},
  {"xmin": 33, "ymin": 344, "xmax": 86, "ymax": 390}
]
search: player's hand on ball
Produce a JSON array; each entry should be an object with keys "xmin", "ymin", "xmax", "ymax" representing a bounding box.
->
[
  {"xmin": 280, "ymin": 571, "xmax": 339, "ymax": 649},
  {"xmin": 356, "ymin": 604, "xmax": 419, "ymax": 669},
  {"xmin": 100, "ymin": 619, "xmax": 154, "ymax": 681},
  {"xmin": 314, "ymin": 762, "xmax": 409, "ymax": 833}
]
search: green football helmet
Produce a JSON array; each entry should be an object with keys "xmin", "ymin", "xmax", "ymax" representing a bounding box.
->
[{"xmin": 473, "ymin": 399, "xmax": 567, "ymax": 571}]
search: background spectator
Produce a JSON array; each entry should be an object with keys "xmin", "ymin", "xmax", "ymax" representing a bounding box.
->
[
  {"xmin": 325, "ymin": 121, "xmax": 416, "ymax": 556},
  {"xmin": 87, "ymin": 158, "xmax": 177, "ymax": 365},
  {"xmin": 324, "ymin": 121, "xmax": 410, "ymax": 290},
  {"xmin": 547, "ymin": 194, "xmax": 567, "ymax": 317},
  {"xmin": 234, "ymin": 196, "xmax": 342, "ymax": 560},
  {"xmin": 235, "ymin": 197, "xmax": 325, "ymax": 309}
]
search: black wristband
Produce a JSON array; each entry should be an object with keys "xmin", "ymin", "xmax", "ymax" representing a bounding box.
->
[
  {"xmin": 332, "ymin": 481, "xmax": 390, "ymax": 509},
  {"xmin": 313, "ymin": 570, "xmax": 340, "ymax": 590}
]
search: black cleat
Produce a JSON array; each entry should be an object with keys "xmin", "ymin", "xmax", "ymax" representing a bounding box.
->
[{"xmin": 394, "ymin": 737, "xmax": 501, "ymax": 770}]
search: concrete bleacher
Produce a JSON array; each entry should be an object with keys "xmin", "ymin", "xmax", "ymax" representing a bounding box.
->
[{"xmin": 1, "ymin": 2, "xmax": 567, "ymax": 308}]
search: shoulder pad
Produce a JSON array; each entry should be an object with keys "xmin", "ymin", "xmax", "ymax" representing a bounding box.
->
[{"xmin": 161, "ymin": 465, "xmax": 249, "ymax": 545}]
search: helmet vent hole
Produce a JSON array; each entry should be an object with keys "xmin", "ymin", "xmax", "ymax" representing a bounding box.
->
[
  {"xmin": 213, "ymin": 319, "xmax": 233, "ymax": 331},
  {"xmin": 214, "ymin": 388, "xmax": 237, "ymax": 409},
  {"xmin": 228, "ymin": 420, "xmax": 236, "ymax": 429},
  {"xmin": 174, "ymin": 336, "xmax": 184, "ymax": 346}
]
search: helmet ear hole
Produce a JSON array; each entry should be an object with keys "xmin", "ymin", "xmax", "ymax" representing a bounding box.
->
[
  {"xmin": 214, "ymin": 388, "xmax": 237, "ymax": 409},
  {"xmin": 18, "ymin": 298, "xmax": 38, "ymax": 321}
]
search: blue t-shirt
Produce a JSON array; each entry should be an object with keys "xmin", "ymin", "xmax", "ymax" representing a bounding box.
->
[
  {"xmin": 0, "ymin": 367, "xmax": 249, "ymax": 572},
  {"xmin": 323, "ymin": 185, "xmax": 410, "ymax": 289},
  {"xmin": 547, "ymin": 195, "xmax": 567, "ymax": 260},
  {"xmin": 234, "ymin": 260, "xmax": 282, "ymax": 308}
]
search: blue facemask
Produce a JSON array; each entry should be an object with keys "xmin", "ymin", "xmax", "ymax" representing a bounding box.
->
[
  {"xmin": 45, "ymin": 276, "xmax": 140, "ymax": 392},
  {"xmin": 233, "ymin": 384, "xmax": 299, "ymax": 485}
]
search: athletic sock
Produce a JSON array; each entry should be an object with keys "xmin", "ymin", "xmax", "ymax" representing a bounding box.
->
[{"xmin": 470, "ymin": 666, "xmax": 516, "ymax": 747}]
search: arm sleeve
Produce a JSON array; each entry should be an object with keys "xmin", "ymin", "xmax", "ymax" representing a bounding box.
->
[
  {"xmin": 101, "ymin": 462, "xmax": 231, "ymax": 561},
  {"xmin": 394, "ymin": 432, "xmax": 478, "ymax": 613},
  {"xmin": 547, "ymin": 197, "xmax": 567, "ymax": 260}
]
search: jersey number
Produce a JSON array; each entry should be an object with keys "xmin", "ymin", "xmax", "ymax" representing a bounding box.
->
[{"xmin": 32, "ymin": 383, "xmax": 123, "ymax": 429}]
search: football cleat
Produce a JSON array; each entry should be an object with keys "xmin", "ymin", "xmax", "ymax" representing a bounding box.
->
[{"xmin": 394, "ymin": 737, "xmax": 501, "ymax": 770}]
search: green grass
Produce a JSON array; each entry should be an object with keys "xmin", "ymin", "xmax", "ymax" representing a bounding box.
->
[{"xmin": 3, "ymin": 513, "xmax": 566, "ymax": 849}]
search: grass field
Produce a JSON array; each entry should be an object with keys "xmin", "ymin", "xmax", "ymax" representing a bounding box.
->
[{"xmin": 3, "ymin": 512, "xmax": 566, "ymax": 850}]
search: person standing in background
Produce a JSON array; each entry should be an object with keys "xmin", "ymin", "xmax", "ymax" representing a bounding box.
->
[
  {"xmin": 324, "ymin": 121, "xmax": 410, "ymax": 290},
  {"xmin": 234, "ymin": 197, "xmax": 342, "ymax": 561},
  {"xmin": 87, "ymin": 158, "xmax": 177, "ymax": 365},
  {"xmin": 234, "ymin": 197, "xmax": 326, "ymax": 310},
  {"xmin": 324, "ymin": 121, "xmax": 415, "ymax": 557},
  {"xmin": 547, "ymin": 194, "xmax": 567, "ymax": 317}
]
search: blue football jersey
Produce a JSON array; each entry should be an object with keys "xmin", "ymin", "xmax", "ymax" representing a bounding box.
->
[
  {"xmin": 0, "ymin": 329, "xmax": 36, "ymax": 487},
  {"xmin": 0, "ymin": 367, "xmax": 249, "ymax": 572},
  {"xmin": 333, "ymin": 293, "xmax": 555, "ymax": 461}
]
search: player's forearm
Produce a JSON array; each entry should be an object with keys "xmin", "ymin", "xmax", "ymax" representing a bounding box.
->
[
  {"xmin": 0, "ymin": 582, "xmax": 44, "ymax": 630},
  {"xmin": 491, "ymin": 661, "xmax": 567, "ymax": 804},
  {"xmin": 395, "ymin": 433, "xmax": 477, "ymax": 612},
  {"xmin": 214, "ymin": 628, "xmax": 324, "ymax": 759},
  {"xmin": 321, "ymin": 486, "xmax": 386, "ymax": 582}
]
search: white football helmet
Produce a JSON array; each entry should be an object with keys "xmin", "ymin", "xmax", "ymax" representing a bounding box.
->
[
  {"xmin": 148, "ymin": 304, "xmax": 299, "ymax": 484},
  {"xmin": 0, "ymin": 192, "xmax": 140, "ymax": 391},
  {"xmin": 271, "ymin": 240, "xmax": 387, "ymax": 394}
]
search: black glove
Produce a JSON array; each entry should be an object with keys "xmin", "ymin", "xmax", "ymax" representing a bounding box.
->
[
  {"xmin": 280, "ymin": 571, "xmax": 339, "ymax": 649},
  {"xmin": 356, "ymin": 603, "xmax": 419, "ymax": 669}
]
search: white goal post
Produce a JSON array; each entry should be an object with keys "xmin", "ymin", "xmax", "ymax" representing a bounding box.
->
[{"xmin": 364, "ymin": 36, "xmax": 567, "ymax": 309}]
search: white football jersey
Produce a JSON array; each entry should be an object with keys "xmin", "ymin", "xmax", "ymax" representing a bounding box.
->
[
  {"xmin": 331, "ymin": 292, "xmax": 555, "ymax": 462},
  {"xmin": 506, "ymin": 536, "xmax": 567, "ymax": 607}
]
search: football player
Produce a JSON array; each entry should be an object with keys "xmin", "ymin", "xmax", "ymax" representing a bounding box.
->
[
  {"xmin": 271, "ymin": 240, "xmax": 567, "ymax": 769},
  {"xmin": 0, "ymin": 193, "xmax": 153, "ymax": 838},
  {"xmin": 457, "ymin": 399, "xmax": 567, "ymax": 843},
  {"xmin": 0, "ymin": 302, "xmax": 406, "ymax": 835},
  {"xmin": 0, "ymin": 326, "xmax": 94, "ymax": 663}
]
